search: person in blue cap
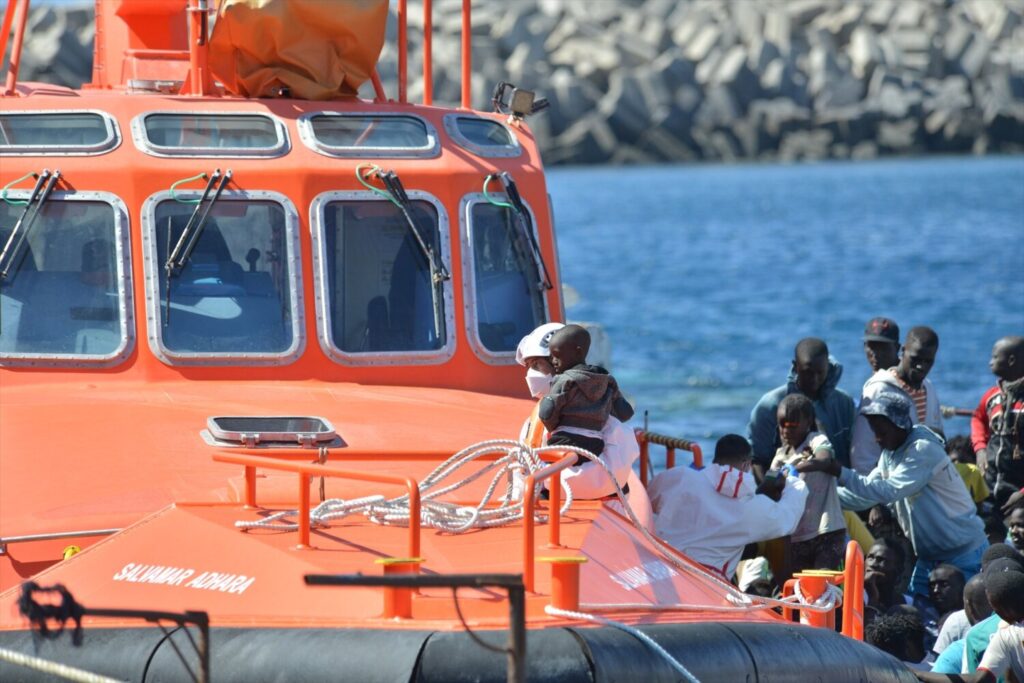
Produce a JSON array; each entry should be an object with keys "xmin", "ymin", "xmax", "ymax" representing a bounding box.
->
[{"xmin": 798, "ymin": 390, "xmax": 988, "ymax": 600}]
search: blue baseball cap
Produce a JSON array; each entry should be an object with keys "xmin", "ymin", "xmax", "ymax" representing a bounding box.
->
[{"xmin": 860, "ymin": 390, "xmax": 913, "ymax": 430}]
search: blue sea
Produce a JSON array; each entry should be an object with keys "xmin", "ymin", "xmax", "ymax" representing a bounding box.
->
[{"xmin": 549, "ymin": 156, "xmax": 1024, "ymax": 458}]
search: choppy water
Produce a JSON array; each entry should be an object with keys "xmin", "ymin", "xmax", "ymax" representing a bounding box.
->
[{"xmin": 549, "ymin": 156, "xmax": 1024, "ymax": 456}]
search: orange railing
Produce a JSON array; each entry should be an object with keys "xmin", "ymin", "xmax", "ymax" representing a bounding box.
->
[
  {"xmin": 635, "ymin": 429, "xmax": 704, "ymax": 487},
  {"xmin": 394, "ymin": 0, "xmax": 470, "ymax": 106},
  {"xmin": 521, "ymin": 451, "xmax": 578, "ymax": 592},
  {"xmin": 211, "ymin": 452, "xmax": 421, "ymax": 557},
  {"xmin": 1, "ymin": 0, "xmax": 30, "ymax": 96},
  {"xmin": 841, "ymin": 540, "xmax": 865, "ymax": 640},
  {"xmin": 214, "ymin": 449, "xmax": 579, "ymax": 595}
]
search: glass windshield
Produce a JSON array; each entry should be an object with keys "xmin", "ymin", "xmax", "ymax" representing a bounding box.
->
[
  {"xmin": 0, "ymin": 199, "xmax": 127, "ymax": 358},
  {"xmin": 455, "ymin": 117, "xmax": 514, "ymax": 147},
  {"xmin": 468, "ymin": 202, "xmax": 546, "ymax": 352},
  {"xmin": 153, "ymin": 199, "xmax": 295, "ymax": 356},
  {"xmin": 142, "ymin": 114, "xmax": 282, "ymax": 151},
  {"xmin": 321, "ymin": 199, "xmax": 445, "ymax": 353},
  {"xmin": 0, "ymin": 112, "xmax": 115, "ymax": 152},
  {"xmin": 310, "ymin": 115, "xmax": 430, "ymax": 150}
]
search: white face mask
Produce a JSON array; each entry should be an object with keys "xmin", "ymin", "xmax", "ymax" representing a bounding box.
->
[{"xmin": 525, "ymin": 367, "xmax": 554, "ymax": 398}]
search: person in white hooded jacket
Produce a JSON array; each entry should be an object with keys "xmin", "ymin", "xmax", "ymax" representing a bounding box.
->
[
  {"xmin": 648, "ymin": 434, "xmax": 809, "ymax": 581},
  {"xmin": 514, "ymin": 322, "xmax": 638, "ymax": 499}
]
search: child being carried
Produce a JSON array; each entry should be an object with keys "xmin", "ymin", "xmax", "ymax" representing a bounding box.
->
[
  {"xmin": 770, "ymin": 393, "xmax": 848, "ymax": 571},
  {"xmin": 539, "ymin": 325, "xmax": 634, "ymax": 462}
]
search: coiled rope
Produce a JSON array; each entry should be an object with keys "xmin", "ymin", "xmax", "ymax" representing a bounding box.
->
[
  {"xmin": 235, "ymin": 439, "xmax": 839, "ymax": 617},
  {"xmin": 236, "ymin": 440, "xmax": 573, "ymax": 534}
]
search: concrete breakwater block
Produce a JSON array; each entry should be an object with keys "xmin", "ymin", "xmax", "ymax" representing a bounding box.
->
[{"xmin": 15, "ymin": 0, "xmax": 1024, "ymax": 163}]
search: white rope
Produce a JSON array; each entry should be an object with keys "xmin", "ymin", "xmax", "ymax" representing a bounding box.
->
[
  {"xmin": 235, "ymin": 440, "xmax": 574, "ymax": 535},
  {"xmin": 545, "ymin": 605, "xmax": 701, "ymax": 683},
  {"xmin": 235, "ymin": 439, "xmax": 841, "ymax": 616},
  {"xmin": 0, "ymin": 647, "xmax": 122, "ymax": 683}
]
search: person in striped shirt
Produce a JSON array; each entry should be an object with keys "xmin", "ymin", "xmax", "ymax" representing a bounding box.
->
[{"xmin": 851, "ymin": 326, "xmax": 945, "ymax": 475}]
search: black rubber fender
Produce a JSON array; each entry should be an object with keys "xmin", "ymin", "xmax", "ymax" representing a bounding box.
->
[{"xmin": 0, "ymin": 623, "xmax": 918, "ymax": 683}]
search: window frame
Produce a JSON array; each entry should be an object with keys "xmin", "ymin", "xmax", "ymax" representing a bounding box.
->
[
  {"xmin": 443, "ymin": 114, "xmax": 522, "ymax": 159},
  {"xmin": 130, "ymin": 111, "xmax": 291, "ymax": 158},
  {"xmin": 0, "ymin": 110, "xmax": 121, "ymax": 156},
  {"xmin": 459, "ymin": 192, "xmax": 549, "ymax": 365},
  {"xmin": 297, "ymin": 112, "xmax": 441, "ymax": 159},
  {"xmin": 140, "ymin": 190, "xmax": 305, "ymax": 366},
  {"xmin": 310, "ymin": 190, "xmax": 455, "ymax": 366},
  {"xmin": 0, "ymin": 190, "xmax": 135, "ymax": 367}
]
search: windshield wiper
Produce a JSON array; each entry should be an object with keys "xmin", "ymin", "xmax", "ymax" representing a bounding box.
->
[
  {"xmin": 164, "ymin": 168, "xmax": 232, "ymax": 278},
  {"xmin": 0, "ymin": 168, "xmax": 61, "ymax": 282},
  {"xmin": 377, "ymin": 169, "xmax": 450, "ymax": 342},
  {"xmin": 162, "ymin": 168, "xmax": 231, "ymax": 326},
  {"xmin": 490, "ymin": 172, "xmax": 552, "ymax": 291}
]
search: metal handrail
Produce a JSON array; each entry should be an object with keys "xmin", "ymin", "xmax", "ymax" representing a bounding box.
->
[
  {"xmin": 211, "ymin": 452, "xmax": 421, "ymax": 556},
  {"xmin": 521, "ymin": 452, "xmax": 578, "ymax": 592},
  {"xmin": 635, "ymin": 429, "xmax": 704, "ymax": 486},
  {"xmin": 0, "ymin": 528, "xmax": 121, "ymax": 555},
  {"xmin": 1, "ymin": 0, "xmax": 30, "ymax": 96}
]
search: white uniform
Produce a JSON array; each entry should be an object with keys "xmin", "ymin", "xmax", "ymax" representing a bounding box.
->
[{"xmin": 648, "ymin": 463, "xmax": 808, "ymax": 579}]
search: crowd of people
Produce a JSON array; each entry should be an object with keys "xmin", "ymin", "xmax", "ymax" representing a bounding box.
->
[{"xmin": 514, "ymin": 319, "xmax": 1023, "ymax": 679}]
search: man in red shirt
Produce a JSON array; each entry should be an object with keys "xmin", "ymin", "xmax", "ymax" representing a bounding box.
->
[{"xmin": 973, "ymin": 336, "xmax": 1024, "ymax": 509}]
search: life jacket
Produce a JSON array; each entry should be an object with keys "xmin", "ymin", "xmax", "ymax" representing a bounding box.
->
[{"xmin": 524, "ymin": 402, "xmax": 546, "ymax": 449}]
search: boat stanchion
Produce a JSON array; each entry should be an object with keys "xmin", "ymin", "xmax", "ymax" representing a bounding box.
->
[
  {"xmin": 375, "ymin": 557, "xmax": 423, "ymax": 619},
  {"xmin": 789, "ymin": 570, "xmax": 843, "ymax": 630},
  {"xmin": 538, "ymin": 556, "xmax": 587, "ymax": 612}
]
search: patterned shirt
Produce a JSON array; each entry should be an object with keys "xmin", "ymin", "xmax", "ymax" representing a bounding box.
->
[{"xmin": 891, "ymin": 368, "xmax": 929, "ymax": 424}]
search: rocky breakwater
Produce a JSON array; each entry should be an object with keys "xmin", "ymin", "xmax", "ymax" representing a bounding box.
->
[
  {"xmin": 11, "ymin": 0, "xmax": 1024, "ymax": 165},
  {"xmin": 380, "ymin": 0, "xmax": 1024, "ymax": 164}
]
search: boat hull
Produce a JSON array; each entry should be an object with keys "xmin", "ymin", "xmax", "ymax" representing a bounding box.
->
[{"xmin": 0, "ymin": 622, "xmax": 915, "ymax": 682}]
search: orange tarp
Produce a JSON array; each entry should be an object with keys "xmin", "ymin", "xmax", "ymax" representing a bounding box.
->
[{"xmin": 208, "ymin": 0, "xmax": 387, "ymax": 100}]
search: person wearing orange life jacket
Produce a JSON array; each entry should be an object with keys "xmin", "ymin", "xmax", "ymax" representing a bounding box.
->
[{"xmin": 514, "ymin": 322, "xmax": 638, "ymax": 500}]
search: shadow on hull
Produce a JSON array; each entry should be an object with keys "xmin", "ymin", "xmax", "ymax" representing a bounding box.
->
[{"xmin": 0, "ymin": 621, "xmax": 915, "ymax": 682}]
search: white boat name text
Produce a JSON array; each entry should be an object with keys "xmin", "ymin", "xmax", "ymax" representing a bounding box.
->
[{"xmin": 112, "ymin": 563, "xmax": 255, "ymax": 594}]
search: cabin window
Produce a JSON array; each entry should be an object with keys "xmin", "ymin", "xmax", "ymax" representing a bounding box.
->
[
  {"xmin": 0, "ymin": 194, "xmax": 133, "ymax": 365},
  {"xmin": 132, "ymin": 113, "xmax": 289, "ymax": 157},
  {"xmin": 0, "ymin": 111, "xmax": 120, "ymax": 155},
  {"xmin": 297, "ymin": 113, "xmax": 439, "ymax": 158},
  {"xmin": 143, "ymin": 192, "xmax": 303, "ymax": 365},
  {"xmin": 443, "ymin": 115, "xmax": 521, "ymax": 158},
  {"xmin": 462, "ymin": 197, "xmax": 548, "ymax": 357},
  {"xmin": 311, "ymin": 192, "xmax": 453, "ymax": 365}
]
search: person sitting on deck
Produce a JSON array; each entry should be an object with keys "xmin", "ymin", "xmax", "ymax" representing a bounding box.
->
[
  {"xmin": 747, "ymin": 337, "xmax": 857, "ymax": 481},
  {"xmin": 514, "ymin": 322, "xmax": 638, "ymax": 500},
  {"xmin": 931, "ymin": 573, "xmax": 992, "ymax": 666},
  {"xmin": 770, "ymin": 393, "xmax": 847, "ymax": 571},
  {"xmin": 915, "ymin": 567, "xmax": 1024, "ymax": 683},
  {"xmin": 538, "ymin": 324, "xmax": 634, "ymax": 463},
  {"xmin": 648, "ymin": 434, "xmax": 808, "ymax": 581},
  {"xmin": 864, "ymin": 537, "xmax": 911, "ymax": 619},
  {"xmin": 797, "ymin": 390, "xmax": 988, "ymax": 600},
  {"xmin": 866, "ymin": 610, "xmax": 929, "ymax": 670}
]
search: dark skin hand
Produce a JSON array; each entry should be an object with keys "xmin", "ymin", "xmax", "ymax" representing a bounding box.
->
[
  {"xmin": 756, "ymin": 475, "xmax": 785, "ymax": 502},
  {"xmin": 1002, "ymin": 488, "xmax": 1024, "ymax": 514},
  {"xmin": 794, "ymin": 452, "xmax": 841, "ymax": 477}
]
